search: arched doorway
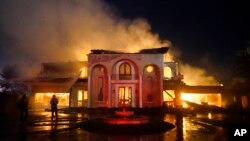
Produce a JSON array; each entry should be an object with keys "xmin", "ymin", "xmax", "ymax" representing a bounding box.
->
[
  {"xmin": 142, "ymin": 64, "xmax": 161, "ymax": 107},
  {"xmin": 90, "ymin": 64, "xmax": 108, "ymax": 107},
  {"xmin": 111, "ymin": 60, "xmax": 139, "ymax": 108}
]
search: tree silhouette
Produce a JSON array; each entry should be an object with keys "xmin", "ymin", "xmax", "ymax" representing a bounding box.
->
[
  {"xmin": 1, "ymin": 65, "xmax": 19, "ymax": 80},
  {"xmin": 231, "ymin": 47, "xmax": 250, "ymax": 95}
]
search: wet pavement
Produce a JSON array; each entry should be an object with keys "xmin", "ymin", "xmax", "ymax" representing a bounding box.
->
[{"xmin": 1, "ymin": 110, "xmax": 249, "ymax": 141}]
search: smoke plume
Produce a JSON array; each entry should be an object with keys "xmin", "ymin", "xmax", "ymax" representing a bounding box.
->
[
  {"xmin": 165, "ymin": 47, "xmax": 220, "ymax": 85},
  {"xmin": 0, "ymin": 0, "xmax": 220, "ymax": 86},
  {"xmin": 179, "ymin": 63, "xmax": 219, "ymax": 85},
  {"xmin": 0, "ymin": 0, "xmax": 170, "ymax": 78}
]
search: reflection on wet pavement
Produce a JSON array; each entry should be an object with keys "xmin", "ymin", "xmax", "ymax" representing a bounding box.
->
[{"xmin": 3, "ymin": 111, "xmax": 244, "ymax": 141}]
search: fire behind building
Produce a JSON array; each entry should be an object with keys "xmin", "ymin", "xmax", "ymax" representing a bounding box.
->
[{"xmin": 26, "ymin": 47, "xmax": 223, "ymax": 110}]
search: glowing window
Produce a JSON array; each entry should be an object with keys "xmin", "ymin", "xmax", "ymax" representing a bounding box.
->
[
  {"xmin": 164, "ymin": 67, "xmax": 172, "ymax": 78},
  {"xmin": 83, "ymin": 91, "xmax": 88, "ymax": 100},
  {"xmin": 78, "ymin": 90, "xmax": 83, "ymax": 101},
  {"xmin": 119, "ymin": 63, "xmax": 131, "ymax": 80}
]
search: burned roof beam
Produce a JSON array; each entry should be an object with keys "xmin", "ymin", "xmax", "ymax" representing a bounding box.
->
[
  {"xmin": 139, "ymin": 47, "xmax": 169, "ymax": 54},
  {"xmin": 90, "ymin": 49, "xmax": 124, "ymax": 54},
  {"xmin": 90, "ymin": 47, "xmax": 169, "ymax": 54}
]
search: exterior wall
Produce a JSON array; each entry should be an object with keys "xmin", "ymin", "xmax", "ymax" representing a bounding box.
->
[
  {"xmin": 89, "ymin": 65, "xmax": 108, "ymax": 108},
  {"xmin": 142, "ymin": 65, "xmax": 162, "ymax": 107},
  {"xmin": 88, "ymin": 53, "xmax": 164, "ymax": 108},
  {"xmin": 70, "ymin": 81, "xmax": 88, "ymax": 107}
]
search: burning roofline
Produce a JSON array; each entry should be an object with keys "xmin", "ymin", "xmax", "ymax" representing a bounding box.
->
[{"xmin": 90, "ymin": 46, "xmax": 169, "ymax": 54}]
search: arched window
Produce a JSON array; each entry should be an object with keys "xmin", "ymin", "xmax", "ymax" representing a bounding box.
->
[{"xmin": 119, "ymin": 63, "xmax": 131, "ymax": 80}]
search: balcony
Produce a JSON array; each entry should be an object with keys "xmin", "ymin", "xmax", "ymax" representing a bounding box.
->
[{"xmin": 111, "ymin": 74, "xmax": 139, "ymax": 80}]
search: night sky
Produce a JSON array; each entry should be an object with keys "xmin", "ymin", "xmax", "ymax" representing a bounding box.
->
[
  {"xmin": 0, "ymin": 0, "xmax": 250, "ymax": 83},
  {"xmin": 104, "ymin": 0, "xmax": 250, "ymax": 82}
]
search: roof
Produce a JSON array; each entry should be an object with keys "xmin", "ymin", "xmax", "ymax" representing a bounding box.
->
[
  {"xmin": 40, "ymin": 61, "xmax": 87, "ymax": 77},
  {"xmin": 29, "ymin": 77, "xmax": 79, "ymax": 93},
  {"xmin": 139, "ymin": 47, "xmax": 169, "ymax": 54},
  {"xmin": 26, "ymin": 61, "xmax": 87, "ymax": 93},
  {"xmin": 90, "ymin": 46, "xmax": 169, "ymax": 54}
]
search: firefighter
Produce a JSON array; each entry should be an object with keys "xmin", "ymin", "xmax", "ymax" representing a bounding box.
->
[
  {"xmin": 50, "ymin": 95, "xmax": 58, "ymax": 120},
  {"xmin": 18, "ymin": 94, "xmax": 29, "ymax": 122}
]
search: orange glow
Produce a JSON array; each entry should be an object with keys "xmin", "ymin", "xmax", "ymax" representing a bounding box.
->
[
  {"xmin": 83, "ymin": 91, "xmax": 88, "ymax": 100},
  {"xmin": 180, "ymin": 63, "xmax": 219, "ymax": 85},
  {"xmin": 78, "ymin": 90, "xmax": 83, "ymax": 101},
  {"xmin": 34, "ymin": 93, "xmax": 69, "ymax": 109},
  {"xmin": 119, "ymin": 87, "xmax": 131, "ymax": 105},
  {"xmin": 242, "ymin": 96, "xmax": 249, "ymax": 109},
  {"xmin": 164, "ymin": 67, "xmax": 172, "ymax": 78},
  {"xmin": 146, "ymin": 66, "xmax": 154, "ymax": 73},
  {"xmin": 181, "ymin": 93, "xmax": 222, "ymax": 107},
  {"xmin": 80, "ymin": 67, "xmax": 87, "ymax": 78},
  {"xmin": 163, "ymin": 90, "xmax": 175, "ymax": 101},
  {"xmin": 164, "ymin": 52, "xmax": 174, "ymax": 61},
  {"xmin": 208, "ymin": 112, "xmax": 212, "ymax": 119},
  {"xmin": 182, "ymin": 101, "xmax": 189, "ymax": 108},
  {"xmin": 177, "ymin": 62, "xmax": 222, "ymax": 108}
]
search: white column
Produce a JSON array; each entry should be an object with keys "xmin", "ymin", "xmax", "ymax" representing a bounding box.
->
[
  {"xmin": 159, "ymin": 71, "xmax": 163, "ymax": 106},
  {"xmin": 108, "ymin": 75, "xmax": 111, "ymax": 108},
  {"xmin": 132, "ymin": 85, "xmax": 135, "ymax": 108},
  {"xmin": 139, "ymin": 75, "xmax": 143, "ymax": 108},
  {"xmin": 87, "ymin": 72, "xmax": 91, "ymax": 108},
  {"xmin": 115, "ymin": 85, "xmax": 118, "ymax": 108}
]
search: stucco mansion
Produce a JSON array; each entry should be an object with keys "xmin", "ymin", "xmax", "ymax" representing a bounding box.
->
[{"xmin": 27, "ymin": 47, "xmax": 222, "ymax": 110}]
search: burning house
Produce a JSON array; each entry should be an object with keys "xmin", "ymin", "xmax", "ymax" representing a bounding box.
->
[
  {"xmin": 27, "ymin": 47, "xmax": 223, "ymax": 110},
  {"xmin": 27, "ymin": 61, "xmax": 87, "ymax": 110}
]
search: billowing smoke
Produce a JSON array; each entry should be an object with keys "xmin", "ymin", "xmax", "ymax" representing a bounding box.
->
[
  {"xmin": 0, "ymin": 0, "xmax": 170, "ymax": 78},
  {"xmin": 165, "ymin": 47, "xmax": 220, "ymax": 85},
  {"xmin": 179, "ymin": 63, "xmax": 219, "ymax": 85},
  {"xmin": 0, "ymin": 0, "xmax": 219, "ymax": 86}
]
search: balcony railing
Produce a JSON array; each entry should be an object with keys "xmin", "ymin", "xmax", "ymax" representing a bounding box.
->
[{"xmin": 111, "ymin": 74, "xmax": 139, "ymax": 80}]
